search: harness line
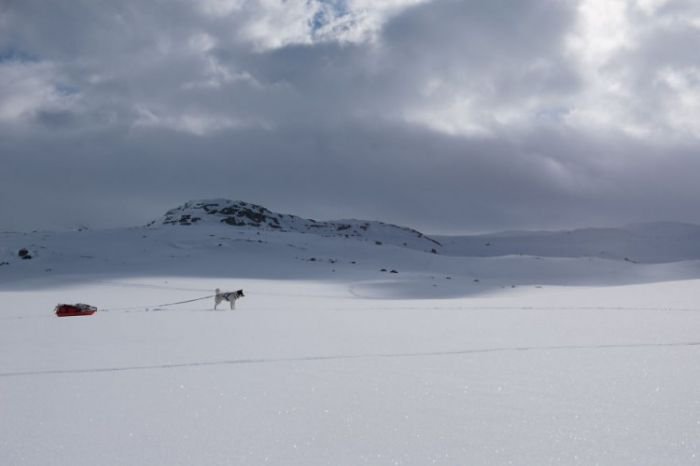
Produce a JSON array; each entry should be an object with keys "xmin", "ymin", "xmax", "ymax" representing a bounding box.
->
[{"xmin": 100, "ymin": 294, "xmax": 215, "ymax": 313}]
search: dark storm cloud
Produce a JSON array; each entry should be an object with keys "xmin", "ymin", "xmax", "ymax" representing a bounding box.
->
[{"xmin": 1, "ymin": 0, "xmax": 700, "ymax": 232}]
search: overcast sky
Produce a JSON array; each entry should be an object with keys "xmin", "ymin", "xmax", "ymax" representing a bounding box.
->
[{"xmin": 2, "ymin": 0, "xmax": 700, "ymax": 233}]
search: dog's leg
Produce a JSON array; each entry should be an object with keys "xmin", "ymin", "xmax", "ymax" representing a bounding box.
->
[{"xmin": 230, "ymin": 299, "xmax": 235, "ymax": 310}]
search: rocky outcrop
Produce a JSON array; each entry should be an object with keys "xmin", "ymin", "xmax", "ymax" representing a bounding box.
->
[{"xmin": 150, "ymin": 199, "xmax": 441, "ymax": 252}]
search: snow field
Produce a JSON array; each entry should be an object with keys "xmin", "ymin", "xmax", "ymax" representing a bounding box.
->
[{"xmin": 1, "ymin": 277, "xmax": 699, "ymax": 465}]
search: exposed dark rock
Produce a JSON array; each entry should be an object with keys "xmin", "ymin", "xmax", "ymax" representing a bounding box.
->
[
  {"xmin": 221, "ymin": 217, "xmax": 244, "ymax": 226},
  {"xmin": 156, "ymin": 199, "xmax": 443, "ymax": 252},
  {"xmin": 163, "ymin": 214, "xmax": 202, "ymax": 226}
]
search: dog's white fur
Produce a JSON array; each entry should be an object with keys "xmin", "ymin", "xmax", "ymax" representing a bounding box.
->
[{"xmin": 214, "ymin": 288, "xmax": 245, "ymax": 310}]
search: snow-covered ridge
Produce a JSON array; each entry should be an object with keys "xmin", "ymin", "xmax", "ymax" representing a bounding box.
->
[
  {"xmin": 436, "ymin": 221, "xmax": 700, "ymax": 264},
  {"xmin": 149, "ymin": 199, "xmax": 441, "ymax": 252}
]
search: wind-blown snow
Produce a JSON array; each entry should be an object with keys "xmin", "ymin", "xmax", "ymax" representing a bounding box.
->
[{"xmin": 1, "ymin": 201, "xmax": 699, "ymax": 465}]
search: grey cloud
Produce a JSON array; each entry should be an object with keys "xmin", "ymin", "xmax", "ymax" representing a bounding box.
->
[
  {"xmin": 3, "ymin": 119, "xmax": 700, "ymax": 232},
  {"xmin": 381, "ymin": 0, "xmax": 579, "ymax": 89},
  {"xmin": 1, "ymin": 0, "xmax": 700, "ymax": 233}
]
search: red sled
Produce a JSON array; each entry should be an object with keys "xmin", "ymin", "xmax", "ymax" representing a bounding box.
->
[{"xmin": 55, "ymin": 303, "xmax": 97, "ymax": 317}]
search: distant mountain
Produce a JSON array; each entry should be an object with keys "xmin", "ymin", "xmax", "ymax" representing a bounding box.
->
[
  {"xmin": 434, "ymin": 222, "xmax": 700, "ymax": 264},
  {"xmin": 149, "ymin": 199, "xmax": 442, "ymax": 252},
  {"xmin": 3, "ymin": 199, "xmax": 698, "ymax": 277}
]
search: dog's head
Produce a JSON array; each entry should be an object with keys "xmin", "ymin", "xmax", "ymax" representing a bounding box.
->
[{"xmin": 236, "ymin": 289, "xmax": 245, "ymax": 298}]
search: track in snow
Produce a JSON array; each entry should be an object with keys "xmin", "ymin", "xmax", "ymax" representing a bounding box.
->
[{"xmin": 3, "ymin": 340, "xmax": 699, "ymax": 378}]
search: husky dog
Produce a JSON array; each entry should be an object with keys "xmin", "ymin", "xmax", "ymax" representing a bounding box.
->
[{"xmin": 214, "ymin": 288, "xmax": 245, "ymax": 310}]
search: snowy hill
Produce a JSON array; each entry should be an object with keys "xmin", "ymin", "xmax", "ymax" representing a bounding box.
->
[
  {"xmin": 146, "ymin": 199, "xmax": 700, "ymax": 264},
  {"xmin": 435, "ymin": 222, "xmax": 700, "ymax": 264},
  {"xmin": 149, "ymin": 199, "xmax": 441, "ymax": 252},
  {"xmin": 2, "ymin": 201, "xmax": 700, "ymax": 294}
]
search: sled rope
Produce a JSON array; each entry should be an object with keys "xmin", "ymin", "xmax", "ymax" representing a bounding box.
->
[
  {"xmin": 155, "ymin": 295, "xmax": 215, "ymax": 307},
  {"xmin": 100, "ymin": 294, "xmax": 215, "ymax": 313}
]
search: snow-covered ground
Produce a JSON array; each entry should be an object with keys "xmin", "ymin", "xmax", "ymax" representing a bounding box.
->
[{"xmin": 2, "ymin": 203, "xmax": 700, "ymax": 465}]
